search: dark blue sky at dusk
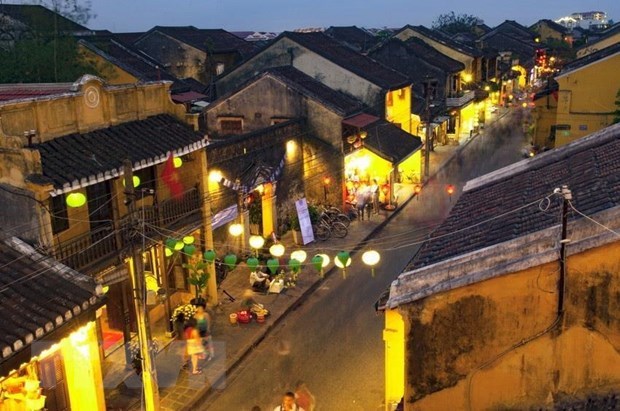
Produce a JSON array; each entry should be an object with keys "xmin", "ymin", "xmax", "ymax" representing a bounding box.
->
[{"xmin": 85, "ymin": 0, "xmax": 620, "ymax": 33}]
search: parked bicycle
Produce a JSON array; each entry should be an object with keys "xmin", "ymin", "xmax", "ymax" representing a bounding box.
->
[
  {"xmin": 313, "ymin": 211, "xmax": 348, "ymax": 241},
  {"xmin": 319, "ymin": 205, "xmax": 351, "ymax": 227}
]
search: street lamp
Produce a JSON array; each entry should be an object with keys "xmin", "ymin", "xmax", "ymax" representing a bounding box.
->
[{"xmin": 229, "ymin": 223, "xmax": 243, "ymax": 237}]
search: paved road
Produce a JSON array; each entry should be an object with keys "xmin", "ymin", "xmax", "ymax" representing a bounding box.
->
[{"xmin": 198, "ymin": 109, "xmax": 529, "ymax": 410}]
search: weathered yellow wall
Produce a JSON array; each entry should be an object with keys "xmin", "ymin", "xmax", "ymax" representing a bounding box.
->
[
  {"xmin": 386, "ymin": 87, "xmax": 413, "ymax": 133},
  {"xmin": 554, "ymin": 53, "xmax": 619, "ymax": 145},
  {"xmin": 399, "ymin": 240, "xmax": 620, "ymax": 410},
  {"xmin": 577, "ymin": 33, "xmax": 620, "ymax": 58},
  {"xmin": 398, "ymin": 151, "xmax": 421, "ymax": 184},
  {"xmin": 532, "ymin": 91, "xmax": 558, "ymax": 148},
  {"xmin": 384, "ymin": 309, "xmax": 405, "ymax": 410},
  {"xmin": 79, "ymin": 45, "xmax": 139, "ymax": 85},
  {"xmin": 345, "ymin": 148, "xmax": 392, "ymax": 184}
]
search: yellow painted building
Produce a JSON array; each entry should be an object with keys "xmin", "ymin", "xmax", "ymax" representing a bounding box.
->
[
  {"xmin": 385, "ymin": 86, "xmax": 413, "ymax": 133},
  {"xmin": 531, "ymin": 85, "xmax": 559, "ymax": 149},
  {"xmin": 554, "ymin": 43, "xmax": 620, "ymax": 146},
  {"xmin": 380, "ymin": 123, "xmax": 620, "ymax": 410},
  {"xmin": 576, "ymin": 27, "xmax": 620, "ymax": 58}
]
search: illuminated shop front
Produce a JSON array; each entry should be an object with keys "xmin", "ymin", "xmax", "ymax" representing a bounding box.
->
[{"xmin": 0, "ymin": 323, "xmax": 105, "ymax": 411}]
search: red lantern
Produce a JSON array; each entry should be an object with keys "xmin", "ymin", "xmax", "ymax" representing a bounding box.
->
[
  {"xmin": 414, "ymin": 185, "xmax": 422, "ymax": 194},
  {"xmin": 446, "ymin": 185, "xmax": 455, "ymax": 195}
]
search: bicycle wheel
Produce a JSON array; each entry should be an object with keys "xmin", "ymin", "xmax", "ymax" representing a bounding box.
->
[
  {"xmin": 334, "ymin": 213, "xmax": 351, "ymax": 227},
  {"xmin": 314, "ymin": 224, "xmax": 330, "ymax": 241},
  {"xmin": 331, "ymin": 221, "xmax": 348, "ymax": 238}
]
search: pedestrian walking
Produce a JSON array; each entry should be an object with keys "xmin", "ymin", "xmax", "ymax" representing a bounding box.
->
[
  {"xmin": 186, "ymin": 328, "xmax": 205, "ymax": 375},
  {"xmin": 294, "ymin": 381, "xmax": 315, "ymax": 411},
  {"xmin": 273, "ymin": 391, "xmax": 304, "ymax": 411},
  {"xmin": 194, "ymin": 306, "xmax": 214, "ymax": 360}
]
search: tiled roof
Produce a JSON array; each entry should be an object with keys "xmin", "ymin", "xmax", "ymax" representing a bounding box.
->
[
  {"xmin": 486, "ymin": 20, "xmax": 536, "ymax": 42},
  {"xmin": 324, "ymin": 26, "xmax": 379, "ymax": 53},
  {"xmin": 112, "ymin": 31, "xmax": 146, "ymax": 45},
  {"xmin": 29, "ymin": 114, "xmax": 208, "ymax": 194},
  {"xmin": 362, "ymin": 119, "xmax": 422, "ymax": 163},
  {"xmin": 396, "ymin": 25, "xmax": 482, "ymax": 57},
  {"xmin": 282, "ymin": 31, "xmax": 411, "ymax": 90},
  {"xmin": 0, "ymin": 83, "xmax": 74, "ymax": 102},
  {"xmin": 479, "ymin": 32, "xmax": 538, "ymax": 67},
  {"xmin": 559, "ymin": 41, "xmax": 620, "ymax": 77},
  {"xmin": 0, "ymin": 4, "xmax": 91, "ymax": 33},
  {"xmin": 0, "ymin": 236, "xmax": 103, "ymax": 362},
  {"xmin": 142, "ymin": 26, "xmax": 256, "ymax": 57},
  {"xmin": 532, "ymin": 19, "xmax": 571, "ymax": 35},
  {"xmin": 408, "ymin": 122, "xmax": 620, "ymax": 270},
  {"xmin": 265, "ymin": 66, "xmax": 363, "ymax": 116}
]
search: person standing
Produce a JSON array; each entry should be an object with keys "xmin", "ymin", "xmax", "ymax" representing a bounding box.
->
[
  {"xmin": 194, "ymin": 306, "xmax": 214, "ymax": 360},
  {"xmin": 273, "ymin": 391, "xmax": 304, "ymax": 411},
  {"xmin": 294, "ymin": 381, "xmax": 315, "ymax": 411},
  {"xmin": 186, "ymin": 328, "xmax": 205, "ymax": 375}
]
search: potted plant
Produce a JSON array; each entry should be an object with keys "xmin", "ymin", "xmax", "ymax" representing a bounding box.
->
[
  {"xmin": 248, "ymin": 200, "xmax": 262, "ymax": 235},
  {"xmin": 183, "ymin": 261, "xmax": 209, "ymax": 308},
  {"xmin": 289, "ymin": 213, "xmax": 302, "ymax": 245}
]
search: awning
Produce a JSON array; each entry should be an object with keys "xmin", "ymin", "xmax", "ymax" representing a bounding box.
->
[
  {"xmin": 342, "ymin": 113, "xmax": 380, "ymax": 128},
  {"xmin": 212, "ymin": 204, "xmax": 238, "ymax": 230}
]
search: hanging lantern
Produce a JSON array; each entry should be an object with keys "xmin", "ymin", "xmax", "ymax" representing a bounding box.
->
[
  {"xmin": 173, "ymin": 157, "xmax": 183, "ymax": 168},
  {"xmin": 291, "ymin": 249, "xmax": 307, "ymax": 263},
  {"xmin": 317, "ymin": 253, "xmax": 331, "ymax": 268},
  {"xmin": 165, "ymin": 238, "xmax": 177, "ymax": 250},
  {"xmin": 311, "ymin": 254, "xmax": 324, "ymax": 277},
  {"xmin": 183, "ymin": 235, "xmax": 195, "ymax": 245},
  {"xmin": 164, "ymin": 247, "xmax": 173, "ymax": 257},
  {"xmin": 249, "ymin": 235, "xmax": 265, "ymax": 256},
  {"xmin": 246, "ymin": 257, "xmax": 259, "ymax": 271},
  {"xmin": 288, "ymin": 258, "xmax": 301, "ymax": 274},
  {"xmin": 101, "ymin": 285, "xmax": 110, "ymax": 294},
  {"xmin": 66, "ymin": 192, "xmax": 86, "ymax": 208},
  {"xmin": 174, "ymin": 240, "xmax": 184, "ymax": 251},
  {"xmin": 203, "ymin": 249, "xmax": 216, "ymax": 264},
  {"xmin": 229, "ymin": 223, "xmax": 243, "ymax": 237},
  {"xmin": 335, "ymin": 251, "xmax": 351, "ymax": 278},
  {"xmin": 122, "ymin": 175, "xmax": 141, "ymax": 188},
  {"xmin": 269, "ymin": 243, "xmax": 285, "ymax": 257},
  {"xmin": 267, "ymin": 258, "xmax": 279, "ymax": 275},
  {"xmin": 361, "ymin": 250, "xmax": 381, "ymax": 277},
  {"xmin": 224, "ymin": 253, "xmax": 238, "ymax": 270},
  {"xmin": 183, "ymin": 244, "xmax": 196, "ymax": 256}
]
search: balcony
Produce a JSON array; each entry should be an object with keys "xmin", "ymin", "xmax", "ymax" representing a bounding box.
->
[
  {"xmin": 53, "ymin": 187, "xmax": 203, "ymax": 274},
  {"xmin": 446, "ymin": 90, "xmax": 476, "ymax": 108}
]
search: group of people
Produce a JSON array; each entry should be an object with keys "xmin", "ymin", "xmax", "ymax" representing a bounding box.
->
[
  {"xmin": 250, "ymin": 265, "xmax": 272, "ymax": 292},
  {"xmin": 184, "ymin": 306, "xmax": 215, "ymax": 375},
  {"xmin": 345, "ymin": 178, "xmax": 380, "ymax": 221}
]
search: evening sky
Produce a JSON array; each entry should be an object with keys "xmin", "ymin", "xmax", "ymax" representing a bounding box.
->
[{"xmin": 84, "ymin": 0, "xmax": 620, "ymax": 33}]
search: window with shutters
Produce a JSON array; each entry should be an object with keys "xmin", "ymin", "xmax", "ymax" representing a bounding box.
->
[
  {"xmin": 218, "ymin": 117, "xmax": 243, "ymax": 136},
  {"xmin": 38, "ymin": 352, "xmax": 69, "ymax": 411},
  {"xmin": 50, "ymin": 195, "xmax": 69, "ymax": 234}
]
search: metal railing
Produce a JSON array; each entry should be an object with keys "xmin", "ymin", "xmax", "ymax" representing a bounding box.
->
[{"xmin": 53, "ymin": 224, "xmax": 119, "ymax": 272}]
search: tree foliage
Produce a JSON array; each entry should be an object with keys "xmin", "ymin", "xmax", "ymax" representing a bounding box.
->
[
  {"xmin": 29, "ymin": 0, "xmax": 95, "ymax": 25},
  {"xmin": 432, "ymin": 12, "xmax": 483, "ymax": 35}
]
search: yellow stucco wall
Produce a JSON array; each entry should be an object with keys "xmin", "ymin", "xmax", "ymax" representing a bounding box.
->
[
  {"xmin": 384, "ymin": 309, "xmax": 405, "ymax": 409},
  {"xmin": 345, "ymin": 148, "xmax": 392, "ymax": 185},
  {"xmin": 79, "ymin": 45, "xmax": 140, "ymax": 85},
  {"xmin": 532, "ymin": 92, "xmax": 558, "ymax": 148},
  {"xmin": 396, "ymin": 239, "xmax": 620, "ymax": 410},
  {"xmin": 576, "ymin": 33, "xmax": 620, "ymax": 58},
  {"xmin": 554, "ymin": 52, "xmax": 620, "ymax": 146},
  {"xmin": 386, "ymin": 87, "xmax": 413, "ymax": 133},
  {"xmin": 398, "ymin": 151, "xmax": 421, "ymax": 184}
]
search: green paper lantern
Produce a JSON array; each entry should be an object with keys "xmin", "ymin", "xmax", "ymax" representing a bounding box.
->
[
  {"xmin": 66, "ymin": 192, "xmax": 86, "ymax": 208},
  {"xmin": 174, "ymin": 240, "xmax": 184, "ymax": 251},
  {"xmin": 224, "ymin": 253, "xmax": 238, "ymax": 269},
  {"xmin": 336, "ymin": 251, "xmax": 351, "ymax": 267},
  {"xmin": 183, "ymin": 244, "xmax": 196, "ymax": 256},
  {"xmin": 165, "ymin": 238, "xmax": 177, "ymax": 250},
  {"xmin": 267, "ymin": 258, "xmax": 279, "ymax": 275},
  {"xmin": 246, "ymin": 257, "xmax": 259, "ymax": 271},
  {"xmin": 288, "ymin": 258, "xmax": 301, "ymax": 273},
  {"xmin": 203, "ymin": 249, "xmax": 216, "ymax": 263},
  {"xmin": 311, "ymin": 254, "xmax": 324, "ymax": 272}
]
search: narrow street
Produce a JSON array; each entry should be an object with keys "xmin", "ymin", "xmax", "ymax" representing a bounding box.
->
[{"xmin": 198, "ymin": 108, "xmax": 530, "ymax": 410}]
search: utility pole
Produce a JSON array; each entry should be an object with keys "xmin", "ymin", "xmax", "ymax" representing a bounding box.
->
[
  {"xmin": 423, "ymin": 78, "xmax": 434, "ymax": 182},
  {"xmin": 123, "ymin": 160, "xmax": 160, "ymax": 411},
  {"xmin": 557, "ymin": 185, "xmax": 572, "ymax": 319}
]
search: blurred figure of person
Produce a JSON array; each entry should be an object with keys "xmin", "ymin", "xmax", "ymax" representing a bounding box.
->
[
  {"xmin": 294, "ymin": 381, "xmax": 315, "ymax": 411},
  {"xmin": 250, "ymin": 266, "xmax": 271, "ymax": 292},
  {"xmin": 273, "ymin": 391, "xmax": 304, "ymax": 411},
  {"xmin": 370, "ymin": 179, "xmax": 379, "ymax": 214},
  {"xmin": 355, "ymin": 187, "xmax": 368, "ymax": 221},
  {"xmin": 194, "ymin": 306, "xmax": 214, "ymax": 360},
  {"xmin": 186, "ymin": 328, "xmax": 205, "ymax": 374}
]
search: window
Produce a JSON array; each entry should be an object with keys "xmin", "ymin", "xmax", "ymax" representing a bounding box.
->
[
  {"xmin": 219, "ymin": 118, "xmax": 243, "ymax": 135},
  {"xmin": 50, "ymin": 195, "xmax": 69, "ymax": 234},
  {"xmin": 215, "ymin": 63, "xmax": 225, "ymax": 75},
  {"xmin": 386, "ymin": 91, "xmax": 393, "ymax": 107},
  {"xmin": 134, "ymin": 166, "xmax": 156, "ymax": 194},
  {"xmin": 39, "ymin": 352, "xmax": 69, "ymax": 411}
]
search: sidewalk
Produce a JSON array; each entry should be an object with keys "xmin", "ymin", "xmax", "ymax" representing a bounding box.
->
[{"xmin": 102, "ymin": 109, "xmax": 502, "ymax": 410}]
